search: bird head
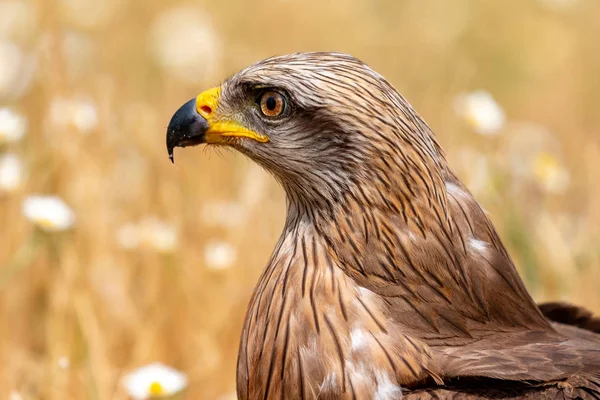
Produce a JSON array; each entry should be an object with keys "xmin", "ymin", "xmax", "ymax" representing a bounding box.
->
[{"xmin": 167, "ymin": 52, "xmax": 445, "ymax": 210}]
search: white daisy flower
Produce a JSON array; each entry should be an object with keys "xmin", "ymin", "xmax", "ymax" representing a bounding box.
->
[
  {"xmin": 57, "ymin": 356, "xmax": 70, "ymax": 369},
  {"xmin": 139, "ymin": 217, "xmax": 178, "ymax": 253},
  {"xmin": 204, "ymin": 240, "xmax": 237, "ymax": 270},
  {"xmin": 49, "ymin": 96, "xmax": 98, "ymax": 134},
  {"xmin": 117, "ymin": 218, "xmax": 178, "ymax": 253},
  {"xmin": 39, "ymin": 30, "xmax": 95, "ymax": 80},
  {"xmin": 502, "ymin": 122, "xmax": 569, "ymax": 194},
  {"xmin": 532, "ymin": 152, "xmax": 570, "ymax": 194},
  {"xmin": 149, "ymin": 5, "xmax": 221, "ymax": 84},
  {"xmin": 22, "ymin": 195, "xmax": 75, "ymax": 231},
  {"xmin": 8, "ymin": 391, "xmax": 23, "ymax": 400},
  {"xmin": 0, "ymin": 1, "xmax": 39, "ymax": 42},
  {"xmin": 454, "ymin": 90, "xmax": 505, "ymax": 135},
  {"xmin": 200, "ymin": 201, "xmax": 246, "ymax": 229},
  {"xmin": 0, "ymin": 107, "xmax": 26, "ymax": 144},
  {"xmin": 0, "ymin": 40, "xmax": 36, "ymax": 100},
  {"xmin": 0, "ymin": 153, "xmax": 23, "ymax": 193},
  {"xmin": 122, "ymin": 362, "xmax": 188, "ymax": 400}
]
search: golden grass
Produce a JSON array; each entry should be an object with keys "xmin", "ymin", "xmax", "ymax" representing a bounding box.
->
[{"xmin": 1, "ymin": 0, "xmax": 600, "ymax": 398}]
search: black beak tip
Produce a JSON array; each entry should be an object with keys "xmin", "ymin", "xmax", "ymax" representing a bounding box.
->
[{"xmin": 166, "ymin": 98, "xmax": 208, "ymax": 164}]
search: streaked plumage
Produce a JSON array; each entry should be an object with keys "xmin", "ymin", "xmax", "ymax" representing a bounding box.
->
[{"xmin": 166, "ymin": 52, "xmax": 600, "ymax": 399}]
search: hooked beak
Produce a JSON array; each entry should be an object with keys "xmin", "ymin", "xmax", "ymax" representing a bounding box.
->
[
  {"xmin": 166, "ymin": 98, "xmax": 208, "ymax": 163},
  {"xmin": 166, "ymin": 87, "xmax": 269, "ymax": 163}
]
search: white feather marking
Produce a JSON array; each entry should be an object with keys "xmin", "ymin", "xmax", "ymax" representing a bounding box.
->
[
  {"xmin": 351, "ymin": 328, "xmax": 368, "ymax": 351},
  {"xmin": 374, "ymin": 371, "xmax": 403, "ymax": 400},
  {"xmin": 298, "ymin": 335, "xmax": 318, "ymax": 360},
  {"xmin": 469, "ymin": 238, "xmax": 488, "ymax": 252},
  {"xmin": 345, "ymin": 360, "xmax": 371, "ymax": 388},
  {"xmin": 445, "ymin": 181, "xmax": 464, "ymax": 196},
  {"xmin": 405, "ymin": 231, "xmax": 418, "ymax": 242},
  {"xmin": 358, "ymin": 286, "xmax": 375, "ymax": 297},
  {"xmin": 319, "ymin": 371, "xmax": 337, "ymax": 392}
]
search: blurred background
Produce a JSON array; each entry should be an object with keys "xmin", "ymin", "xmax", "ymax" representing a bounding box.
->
[{"xmin": 1, "ymin": 0, "xmax": 600, "ymax": 398}]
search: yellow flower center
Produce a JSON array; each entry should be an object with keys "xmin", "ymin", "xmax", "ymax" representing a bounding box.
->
[
  {"xmin": 149, "ymin": 381, "xmax": 164, "ymax": 396},
  {"xmin": 533, "ymin": 152, "xmax": 559, "ymax": 181},
  {"xmin": 466, "ymin": 109, "xmax": 482, "ymax": 128},
  {"xmin": 38, "ymin": 218, "xmax": 57, "ymax": 229}
]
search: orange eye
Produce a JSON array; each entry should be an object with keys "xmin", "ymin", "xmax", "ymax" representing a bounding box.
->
[{"xmin": 259, "ymin": 91, "xmax": 285, "ymax": 117}]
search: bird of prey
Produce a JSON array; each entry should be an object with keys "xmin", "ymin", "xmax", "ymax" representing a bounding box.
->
[{"xmin": 166, "ymin": 53, "xmax": 600, "ymax": 399}]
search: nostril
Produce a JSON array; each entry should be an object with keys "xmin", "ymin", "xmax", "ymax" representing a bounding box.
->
[{"xmin": 200, "ymin": 105, "xmax": 212, "ymax": 116}]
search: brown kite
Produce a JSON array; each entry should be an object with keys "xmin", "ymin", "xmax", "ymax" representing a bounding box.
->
[{"xmin": 166, "ymin": 53, "xmax": 600, "ymax": 399}]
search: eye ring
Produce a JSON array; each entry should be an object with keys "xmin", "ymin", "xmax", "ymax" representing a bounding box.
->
[{"xmin": 259, "ymin": 91, "xmax": 286, "ymax": 117}]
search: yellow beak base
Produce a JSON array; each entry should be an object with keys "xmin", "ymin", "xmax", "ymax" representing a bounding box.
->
[{"xmin": 195, "ymin": 87, "xmax": 269, "ymax": 144}]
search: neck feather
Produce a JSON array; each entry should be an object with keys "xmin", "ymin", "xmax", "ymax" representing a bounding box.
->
[{"xmin": 236, "ymin": 155, "xmax": 550, "ymax": 399}]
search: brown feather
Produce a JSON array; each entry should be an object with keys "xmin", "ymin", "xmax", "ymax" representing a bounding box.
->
[{"xmin": 540, "ymin": 302, "xmax": 600, "ymax": 334}]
